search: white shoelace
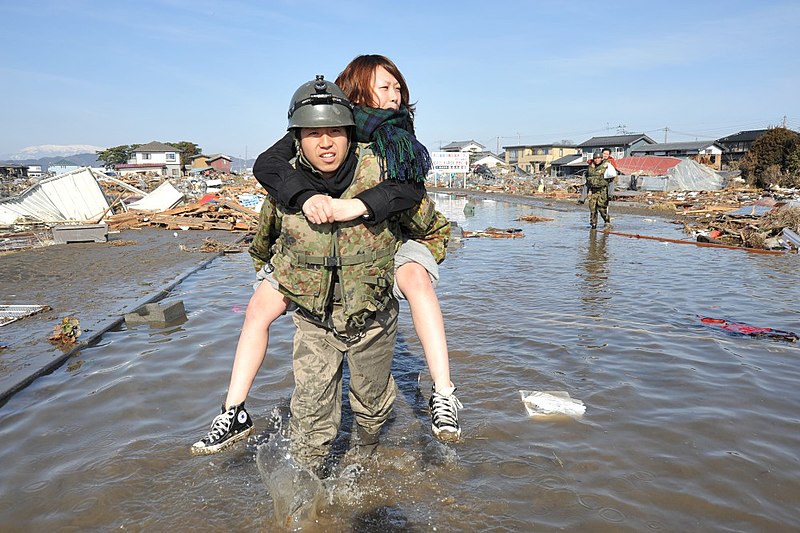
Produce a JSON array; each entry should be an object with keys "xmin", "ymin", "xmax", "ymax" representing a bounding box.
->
[
  {"xmin": 430, "ymin": 392, "xmax": 463, "ymax": 430},
  {"xmin": 205, "ymin": 409, "xmax": 235, "ymax": 442}
]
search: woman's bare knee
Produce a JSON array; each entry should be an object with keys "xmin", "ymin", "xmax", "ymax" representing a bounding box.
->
[{"xmin": 396, "ymin": 262, "xmax": 433, "ymax": 296}]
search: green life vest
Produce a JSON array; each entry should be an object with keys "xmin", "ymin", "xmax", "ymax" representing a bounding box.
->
[
  {"xmin": 586, "ymin": 161, "xmax": 610, "ymax": 190},
  {"xmin": 269, "ymin": 144, "xmax": 398, "ymax": 328}
]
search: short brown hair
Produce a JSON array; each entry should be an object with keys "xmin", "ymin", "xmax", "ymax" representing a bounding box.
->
[{"xmin": 335, "ymin": 54, "xmax": 416, "ymax": 117}]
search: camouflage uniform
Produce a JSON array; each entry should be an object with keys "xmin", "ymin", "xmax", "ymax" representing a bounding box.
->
[
  {"xmin": 586, "ymin": 160, "xmax": 612, "ymax": 227},
  {"xmin": 249, "ymin": 143, "xmax": 450, "ymax": 467}
]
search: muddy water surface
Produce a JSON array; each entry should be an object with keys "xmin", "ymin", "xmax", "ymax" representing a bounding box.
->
[{"xmin": 1, "ymin": 193, "xmax": 799, "ymax": 531}]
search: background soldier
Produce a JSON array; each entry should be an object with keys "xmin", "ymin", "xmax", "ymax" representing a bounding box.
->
[{"xmin": 586, "ymin": 151, "xmax": 613, "ymax": 229}]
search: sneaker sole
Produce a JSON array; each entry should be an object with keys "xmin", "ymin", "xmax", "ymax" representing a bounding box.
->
[
  {"xmin": 190, "ymin": 426, "xmax": 255, "ymax": 456},
  {"xmin": 432, "ymin": 426, "xmax": 461, "ymax": 443}
]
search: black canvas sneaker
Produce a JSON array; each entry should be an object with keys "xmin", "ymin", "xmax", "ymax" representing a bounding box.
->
[
  {"xmin": 191, "ymin": 402, "xmax": 254, "ymax": 455},
  {"xmin": 429, "ymin": 387, "xmax": 463, "ymax": 443}
]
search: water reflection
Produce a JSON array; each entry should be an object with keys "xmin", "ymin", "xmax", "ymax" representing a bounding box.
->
[{"xmin": 581, "ymin": 229, "xmax": 610, "ymax": 310}]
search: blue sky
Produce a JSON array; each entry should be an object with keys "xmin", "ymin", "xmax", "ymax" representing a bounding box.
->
[{"xmin": 1, "ymin": 0, "xmax": 798, "ymax": 160}]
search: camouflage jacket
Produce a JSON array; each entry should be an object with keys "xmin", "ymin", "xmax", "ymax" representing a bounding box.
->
[
  {"xmin": 249, "ymin": 143, "xmax": 450, "ymax": 328},
  {"xmin": 587, "ymin": 161, "xmax": 611, "ymax": 190}
]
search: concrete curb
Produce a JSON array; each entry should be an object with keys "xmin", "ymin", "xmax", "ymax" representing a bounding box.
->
[{"xmin": 0, "ymin": 238, "xmax": 245, "ymax": 407}]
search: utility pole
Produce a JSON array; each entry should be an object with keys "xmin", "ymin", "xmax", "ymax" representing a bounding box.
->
[{"xmin": 663, "ymin": 126, "xmax": 670, "ymax": 143}]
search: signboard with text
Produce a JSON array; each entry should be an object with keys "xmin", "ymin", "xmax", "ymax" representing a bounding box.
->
[{"xmin": 431, "ymin": 151, "xmax": 470, "ymax": 173}]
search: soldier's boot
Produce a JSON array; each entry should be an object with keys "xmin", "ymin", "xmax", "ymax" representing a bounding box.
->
[{"xmin": 355, "ymin": 425, "xmax": 380, "ymax": 456}]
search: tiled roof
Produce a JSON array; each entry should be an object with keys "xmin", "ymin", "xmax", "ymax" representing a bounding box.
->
[
  {"xmin": 441, "ymin": 140, "xmax": 484, "ymax": 150},
  {"xmin": 135, "ymin": 141, "xmax": 180, "ymax": 152},
  {"xmin": 551, "ymin": 154, "xmax": 583, "ymax": 165},
  {"xmin": 631, "ymin": 141, "xmax": 722, "ymax": 152},
  {"xmin": 578, "ymin": 134, "xmax": 655, "ymax": 148},
  {"xmin": 716, "ymin": 129, "xmax": 770, "ymax": 143}
]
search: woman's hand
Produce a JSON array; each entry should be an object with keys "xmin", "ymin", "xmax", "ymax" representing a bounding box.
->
[
  {"xmin": 331, "ymin": 199, "xmax": 368, "ymax": 222},
  {"xmin": 302, "ymin": 194, "xmax": 335, "ymax": 224}
]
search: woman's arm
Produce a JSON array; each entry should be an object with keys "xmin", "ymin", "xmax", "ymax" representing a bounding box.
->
[
  {"xmin": 253, "ymin": 134, "xmax": 427, "ymax": 225},
  {"xmin": 356, "ymin": 180, "xmax": 427, "ymax": 224},
  {"xmin": 252, "ymin": 132, "xmax": 318, "ymax": 210}
]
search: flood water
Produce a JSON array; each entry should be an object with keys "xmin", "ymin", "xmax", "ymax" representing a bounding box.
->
[{"xmin": 1, "ymin": 193, "xmax": 799, "ymax": 531}]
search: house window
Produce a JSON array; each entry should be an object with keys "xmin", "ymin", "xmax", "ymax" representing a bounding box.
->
[
  {"xmin": 142, "ymin": 153, "xmax": 151, "ymax": 160},
  {"xmin": 166, "ymin": 153, "xmax": 176, "ymax": 162}
]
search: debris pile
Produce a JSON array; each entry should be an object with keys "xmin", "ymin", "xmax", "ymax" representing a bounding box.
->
[
  {"xmin": 179, "ymin": 237, "xmax": 249, "ymax": 254},
  {"xmin": 680, "ymin": 199, "xmax": 800, "ymax": 251},
  {"xmin": 104, "ymin": 196, "xmax": 260, "ymax": 232}
]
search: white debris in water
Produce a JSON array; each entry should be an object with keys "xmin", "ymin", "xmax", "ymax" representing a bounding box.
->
[{"xmin": 519, "ymin": 390, "xmax": 586, "ymax": 418}]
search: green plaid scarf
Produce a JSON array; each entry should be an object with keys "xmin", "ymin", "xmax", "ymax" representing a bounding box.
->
[{"xmin": 353, "ymin": 106, "xmax": 431, "ymax": 183}]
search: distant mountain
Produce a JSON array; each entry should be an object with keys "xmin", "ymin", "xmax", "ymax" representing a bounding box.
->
[
  {"xmin": 0, "ymin": 153, "xmax": 102, "ymax": 170},
  {"xmin": 230, "ymin": 156, "xmax": 256, "ymax": 172},
  {"xmin": 1, "ymin": 152, "xmax": 257, "ymax": 172},
  {"xmin": 5, "ymin": 144, "xmax": 105, "ymax": 160}
]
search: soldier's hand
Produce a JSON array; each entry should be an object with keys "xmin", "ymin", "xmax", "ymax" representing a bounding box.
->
[
  {"xmin": 302, "ymin": 194, "xmax": 335, "ymax": 224},
  {"xmin": 330, "ymin": 199, "xmax": 368, "ymax": 222}
]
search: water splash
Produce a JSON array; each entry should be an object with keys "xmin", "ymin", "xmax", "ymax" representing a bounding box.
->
[
  {"xmin": 255, "ymin": 407, "xmax": 372, "ymax": 529},
  {"xmin": 255, "ymin": 410, "xmax": 325, "ymax": 530}
]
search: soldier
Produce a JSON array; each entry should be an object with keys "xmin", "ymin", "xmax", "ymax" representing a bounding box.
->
[
  {"xmin": 586, "ymin": 151, "xmax": 613, "ymax": 229},
  {"xmin": 199, "ymin": 76, "xmax": 450, "ymax": 471}
]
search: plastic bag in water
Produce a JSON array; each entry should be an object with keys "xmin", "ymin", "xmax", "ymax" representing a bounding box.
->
[{"xmin": 519, "ymin": 390, "xmax": 586, "ymax": 418}]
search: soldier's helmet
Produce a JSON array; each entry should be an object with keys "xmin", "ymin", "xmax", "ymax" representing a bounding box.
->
[
  {"xmin": 592, "ymin": 151, "xmax": 603, "ymax": 159},
  {"xmin": 287, "ymin": 75, "xmax": 355, "ymax": 130}
]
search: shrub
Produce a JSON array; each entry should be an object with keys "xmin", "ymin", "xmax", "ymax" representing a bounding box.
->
[{"xmin": 740, "ymin": 127, "xmax": 800, "ymax": 188}]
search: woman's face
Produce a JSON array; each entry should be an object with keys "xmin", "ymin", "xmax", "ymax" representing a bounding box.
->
[{"xmin": 370, "ymin": 66, "xmax": 402, "ymax": 110}]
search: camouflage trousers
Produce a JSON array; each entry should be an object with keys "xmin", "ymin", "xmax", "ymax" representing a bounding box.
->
[
  {"xmin": 588, "ymin": 187, "xmax": 610, "ymax": 226},
  {"xmin": 289, "ymin": 300, "xmax": 398, "ymax": 468}
]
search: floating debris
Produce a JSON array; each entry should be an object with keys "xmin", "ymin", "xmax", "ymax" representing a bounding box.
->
[
  {"xmin": 0, "ymin": 304, "xmax": 50, "ymax": 327},
  {"xmin": 516, "ymin": 215, "xmax": 554, "ymax": 223},
  {"xmin": 463, "ymin": 227, "xmax": 525, "ymax": 239},
  {"xmin": 697, "ymin": 315, "xmax": 798, "ymax": 342},
  {"xmin": 49, "ymin": 317, "xmax": 82, "ymax": 345},
  {"xmin": 520, "ymin": 390, "xmax": 586, "ymax": 418}
]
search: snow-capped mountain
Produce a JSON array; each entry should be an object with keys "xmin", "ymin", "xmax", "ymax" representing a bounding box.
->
[{"xmin": 5, "ymin": 144, "xmax": 105, "ymax": 161}]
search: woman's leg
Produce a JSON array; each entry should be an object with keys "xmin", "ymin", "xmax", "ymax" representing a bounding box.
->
[
  {"xmin": 191, "ymin": 280, "xmax": 290, "ymax": 455},
  {"xmin": 224, "ymin": 280, "xmax": 289, "ymax": 408},
  {"xmin": 395, "ymin": 262, "xmax": 452, "ymax": 393}
]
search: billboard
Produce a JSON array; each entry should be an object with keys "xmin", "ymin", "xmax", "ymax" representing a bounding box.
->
[{"xmin": 431, "ymin": 151, "xmax": 470, "ymax": 173}]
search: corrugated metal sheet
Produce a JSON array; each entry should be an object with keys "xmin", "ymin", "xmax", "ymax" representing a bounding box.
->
[
  {"xmin": 0, "ymin": 167, "xmax": 110, "ymax": 225},
  {"xmin": 617, "ymin": 156, "xmax": 682, "ymax": 176},
  {"xmin": 127, "ymin": 181, "xmax": 184, "ymax": 212}
]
